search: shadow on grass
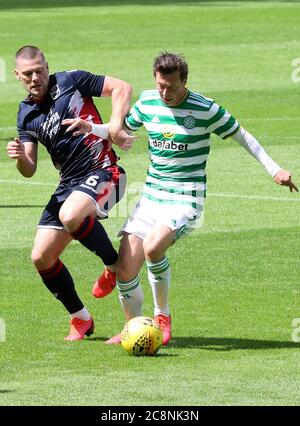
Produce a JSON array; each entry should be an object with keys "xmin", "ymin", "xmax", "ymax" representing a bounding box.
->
[
  {"xmin": 89, "ymin": 336, "xmax": 300, "ymax": 351},
  {"xmin": 0, "ymin": 389, "xmax": 15, "ymax": 393},
  {"xmin": 90, "ymin": 336, "xmax": 116, "ymax": 343},
  {"xmin": 89, "ymin": 336, "xmax": 177, "ymax": 356},
  {"xmin": 170, "ymin": 336, "xmax": 300, "ymax": 351}
]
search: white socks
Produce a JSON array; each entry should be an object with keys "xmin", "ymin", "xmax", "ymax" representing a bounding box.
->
[
  {"xmin": 117, "ymin": 257, "xmax": 171, "ymax": 320},
  {"xmin": 117, "ymin": 276, "xmax": 144, "ymax": 320},
  {"xmin": 71, "ymin": 307, "xmax": 91, "ymax": 321},
  {"xmin": 147, "ymin": 257, "xmax": 170, "ymax": 317}
]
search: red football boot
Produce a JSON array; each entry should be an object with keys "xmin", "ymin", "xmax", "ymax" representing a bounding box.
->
[
  {"xmin": 154, "ymin": 314, "xmax": 172, "ymax": 345},
  {"xmin": 64, "ymin": 317, "xmax": 94, "ymax": 341},
  {"xmin": 92, "ymin": 269, "xmax": 116, "ymax": 298}
]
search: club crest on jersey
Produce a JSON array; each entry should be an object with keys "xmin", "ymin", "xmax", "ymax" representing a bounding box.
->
[
  {"xmin": 183, "ymin": 115, "xmax": 196, "ymax": 129},
  {"xmin": 50, "ymin": 84, "xmax": 60, "ymax": 100}
]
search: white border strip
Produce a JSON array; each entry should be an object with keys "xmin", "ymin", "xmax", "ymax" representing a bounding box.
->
[
  {"xmin": 0, "ymin": 127, "xmax": 16, "ymax": 131},
  {"xmin": 0, "ymin": 179, "xmax": 298, "ymax": 202},
  {"xmin": 208, "ymin": 192, "xmax": 300, "ymax": 203},
  {"xmin": 0, "ymin": 179, "xmax": 55, "ymax": 186}
]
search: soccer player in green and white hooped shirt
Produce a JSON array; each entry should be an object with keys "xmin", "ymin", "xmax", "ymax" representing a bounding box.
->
[{"xmin": 66, "ymin": 52, "xmax": 298, "ymax": 345}]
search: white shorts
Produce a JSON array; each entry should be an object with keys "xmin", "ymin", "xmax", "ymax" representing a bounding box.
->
[{"xmin": 119, "ymin": 197, "xmax": 203, "ymax": 241}]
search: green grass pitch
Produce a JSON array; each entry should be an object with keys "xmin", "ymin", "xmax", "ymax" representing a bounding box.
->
[{"xmin": 0, "ymin": 0, "xmax": 300, "ymax": 406}]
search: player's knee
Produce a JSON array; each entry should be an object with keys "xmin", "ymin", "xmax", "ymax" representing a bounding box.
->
[
  {"xmin": 116, "ymin": 256, "xmax": 141, "ymax": 282},
  {"xmin": 31, "ymin": 247, "xmax": 41, "ymax": 266},
  {"xmin": 59, "ymin": 209, "xmax": 80, "ymax": 233},
  {"xmin": 143, "ymin": 238, "xmax": 160, "ymax": 260},
  {"xmin": 116, "ymin": 262, "xmax": 131, "ymax": 282},
  {"xmin": 31, "ymin": 248, "xmax": 54, "ymax": 270}
]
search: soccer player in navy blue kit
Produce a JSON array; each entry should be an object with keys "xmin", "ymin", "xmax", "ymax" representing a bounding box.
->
[{"xmin": 7, "ymin": 46, "xmax": 135, "ymax": 341}]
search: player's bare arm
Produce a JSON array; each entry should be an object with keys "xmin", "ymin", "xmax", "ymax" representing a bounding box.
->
[
  {"xmin": 7, "ymin": 138, "xmax": 37, "ymax": 177},
  {"xmin": 62, "ymin": 118, "xmax": 136, "ymax": 151},
  {"xmin": 62, "ymin": 117, "xmax": 93, "ymax": 136},
  {"xmin": 101, "ymin": 76, "xmax": 136, "ymax": 149},
  {"xmin": 108, "ymin": 128, "xmax": 136, "ymax": 151}
]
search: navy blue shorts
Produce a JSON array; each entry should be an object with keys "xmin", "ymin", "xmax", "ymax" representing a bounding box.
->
[{"xmin": 38, "ymin": 165, "xmax": 126, "ymax": 229}]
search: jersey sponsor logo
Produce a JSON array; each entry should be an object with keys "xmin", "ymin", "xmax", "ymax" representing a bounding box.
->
[
  {"xmin": 149, "ymin": 138, "xmax": 188, "ymax": 151},
  {"xmin": 41, "ymin": 108, "xmax": 60, "ymax": 139},
  {"xmin": 49, "ymin": 84, "xmax": 60, "ymax": 100},
  {"xmin": 161, "ymin": 125, "xmax": 176, "ymax": 139},
  {"xmin": 163, "ymin": 131, "xmax": 175, "ymax": 139},
  {"xmin": 183, "ymin": 115, "xmax": 196, "ymax": 129}
]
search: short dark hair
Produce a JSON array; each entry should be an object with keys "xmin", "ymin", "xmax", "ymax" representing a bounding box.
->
[
  {"xmin": 153, "ymin": 51, "xmax": 188, "ymax": 82},
  {"xmin": 15, "ymin": 46, "xmax": 46, "ymax": 62}
]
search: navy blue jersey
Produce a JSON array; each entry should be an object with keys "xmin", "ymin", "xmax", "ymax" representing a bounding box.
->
[{"xmin": 17, "ymin": 70, "xmax": 118, "ymax": 183}]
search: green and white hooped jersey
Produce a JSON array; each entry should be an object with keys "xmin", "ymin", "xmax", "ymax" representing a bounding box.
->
[{"xmin": 125, "ymin": 89, "xmax": 240, "ymax": 212}]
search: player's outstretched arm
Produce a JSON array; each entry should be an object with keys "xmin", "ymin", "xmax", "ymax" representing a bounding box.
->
[
  {"xmin": 62, "ymin": 117, "xmax": 110, "ymax": 139},
  {"xmin": 62, "ymin": 117, "xmax": 93, "ymax": 136},
  {"xmin": 108, "ymin": 127, "xmax": 136, "ymax": 151},
  {"xmin": 62, "ymin": 118, "xmax": 136, "ymax": 151},
  {"xmin": 231, "ymin": 127, "xmax": 298, "ymax": 192},
  {"xmin": 6, "ymin": 138, "xmax": 37, "ymax": 177},
  {"xmin": 101, "ymin": 76, "xmax": 136, "ymax": 149},
  {"xmin": 273, "ymin": 169, "xmax": 298, "ymax": 192}
]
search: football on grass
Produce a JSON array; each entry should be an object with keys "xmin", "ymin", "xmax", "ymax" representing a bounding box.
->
[{"xmin": 121, "ymin": 316, "xmax": 163, "ymax": 356}]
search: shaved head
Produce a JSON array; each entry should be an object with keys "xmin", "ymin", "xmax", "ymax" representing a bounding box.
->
[
  {"xmin": 15, "ymin": 46, "xmax": 49, "ymax": 101},
  {"xmin": 15, "ymin": 46, "xmax": 46, "ymax": 66}
]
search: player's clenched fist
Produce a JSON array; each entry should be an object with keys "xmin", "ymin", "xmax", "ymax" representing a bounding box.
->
[{"xmin": 7, "ymin": 137, "xmax": 25, "ymax": 159}]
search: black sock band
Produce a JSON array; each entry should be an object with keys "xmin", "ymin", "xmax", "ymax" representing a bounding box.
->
[
  {"xmin": 71, "ymin": 217, "xmax": 118, "ymax": 266},
  {"xmin": 71, "ymin": 216, "xmax": 95, "ymax": 240},
  {"xmin": 38, "ymin": 259, "xmax": 84, "ymax": 314}
]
